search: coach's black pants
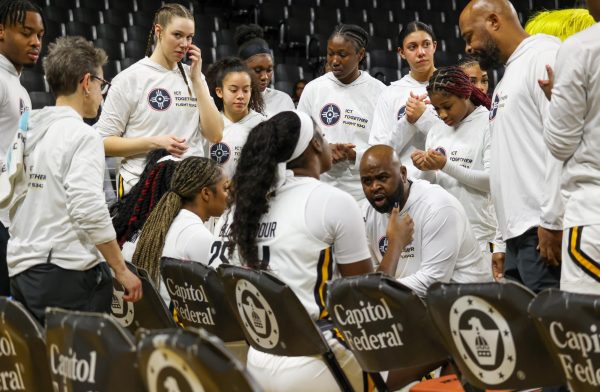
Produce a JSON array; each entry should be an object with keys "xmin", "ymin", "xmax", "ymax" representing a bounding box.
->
[
  {"xmin": 504, "ymin": 227, "xmax": 561, "ymax": 293},
  {"xmin": 0, "ymin": 223, "xmax": 10, "ymax": 296},
  {"xmin": 10, "ymin": 262, "xmax": 113, "ymax": 325}
]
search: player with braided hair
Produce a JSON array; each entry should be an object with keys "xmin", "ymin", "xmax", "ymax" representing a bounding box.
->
[
  {"xmin": 411, "ymin": 66, "xmax": 502, "ymax": 280},
  {"xmin": 131, "ymin": 157, "xmax": 227, "ymax": 303},
  {"xmin": 110, "ymin": 149, "xmax": 178, "ymax": 248},
  {"xmin": 95, "ymin": 3, "xmax": 223, "ymax": 198},
  {"xmin": 298, "ymin": 24, "xmax": 385, "ymax": 200}
]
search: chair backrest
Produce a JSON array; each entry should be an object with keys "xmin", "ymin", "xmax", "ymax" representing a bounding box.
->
[
  {"xmin": 160, "ymin": 257, "xmax": 246, "ymax": 342},
  {"xmin": 137, "ymin": 328, "xmax": 261, "ymax": 392},
  {"xmin": 218, "ymin": 264, "xmax": 328, "ymax": 357},
  {"xmin": 111, "ymin": 265, "xmax": 177, "ymax": 334},
  {"xmin": 327, "ymin": 273, "xmax": 448, "ymax": 373},
  {"xmin": 45, "ymin": 308, "xmax": 143, "ymax": 391},
  {"xmin": 426, "ymin": 281, "xmax": 564, "ymax": 390},
  {"xmin": 529, "ymin": 289, "xmax": 600, "ymax": 392},
  {"xmin": 0, "ymin": 297, "xmax": 51, "ymax": 392}
]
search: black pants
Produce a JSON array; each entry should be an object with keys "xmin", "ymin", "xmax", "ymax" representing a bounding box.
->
[
  {"xmin": 504, "ymin": 227, "xmax": 561, "ymax": 293},
  {"xmin": 0, "ymin": 223, "xmax": 10, "ymax": 296},
  {"xmin": 10, "ymin": 262, "xmax": 113, "ymax": 325}
]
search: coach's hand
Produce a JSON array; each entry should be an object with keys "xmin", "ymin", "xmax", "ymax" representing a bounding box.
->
[
  {"xmin": 187, "ymin": 43, "xmax": 203, "ymax": 83},
  {"xmin": 492, "ymin": 252, "xmax": 505, "ymax": 281},
  {"xmin": 387, "ymin": 205, "xmax": 414, "ymax": 251},
  {"xmin": 152, "ymin": 135, "xmax": 188, "ymax": 157},
  {"xmin": 537, "ymin": 226, "xmax": 562, "ymax": 267},
  {"xmin": 405, "ymin": 92, "xmax": 428, "ymax": 124},
  {"xmin": 538, "ymin": 64, "xmax": 554, "ymax": 101},
  {"xmin": 116, "ymin": 268, "xmax": 143, "ymax": 303},
  {"xmin": 411, "ymin": 149, "xmax": 431, "ymax": 171}
]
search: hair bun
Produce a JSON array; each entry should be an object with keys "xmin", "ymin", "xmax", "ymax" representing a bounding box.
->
[{"xmin": 234, "ymin": 24, "xmax": 265, "ymax": 47}]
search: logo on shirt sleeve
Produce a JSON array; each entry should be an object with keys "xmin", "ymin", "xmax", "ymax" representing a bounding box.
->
[
  {"xmin": 209, "ymin": 142, "xmax": 231, "ymax": 164},
  {"xmin": 397, "ymin": 105, "xmax": 406, "ymax": 120},
  {"xmin": 489, "ymin": 95, "xmax": 500, "ymax": 121},
  {"xmin": 378, "ymin": 236, "xmax": 388, "ymax": 256},
  {"xmin": 148, "ymin": 88, "xmax": 172, "ymax": 111},
  {"xmin": 19, "ymin": 98, "xmax": 29, "ymax": 114},
  {"xmin": 435, "ymin": 147, "xmax": 447, "ymax": 156},
  {"xmin": 320, "ymin": 103, "xmax": 341, "ymax": 126}
]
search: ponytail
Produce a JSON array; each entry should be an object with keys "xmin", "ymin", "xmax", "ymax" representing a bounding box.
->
[{"xmin": 427, "ymin": 66, "xmax": 491, "ymax": 110}]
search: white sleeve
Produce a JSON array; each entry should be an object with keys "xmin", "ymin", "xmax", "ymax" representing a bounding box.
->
[
  {"xmin": 64, "ymin": 128, "xmax": 116, "ymax": 244},
  {"xmin": 306, "ymin": 187, "xmax": 371, "ymax": 264},
  {"xmin": 413, "ymin": 106, "xmax": 442, "ymax": 135},
  {"xmin": 390, "ymin": 117, "xmax": 418, "ymax": 153},
  {"xmin": 369, "ymin": 93, "xmax": 394, "ymax": 145},
  {"xmin": 280, "ymin": 92, "xmax": 295, "ymax": 111},
  {"xmin": 543, "ymin": 39, "xmax": 586, "ymax": 161},
  {"xmin": 398, "ymin": 206, "xmax": 463, "ymax": 296},
  {"xmin": 440, "ymin": 160, "xmax": 490, "ymax": 192},
  {"xmin": 531, "ymin": 48, "xmax": 564, "ymax": 230},
  {"xmin": 94, "ymin": 75, "xmax": 135, "ymax": 138},
  {"xmin": 296, "ymin": 85, "xmax": 312, "ymax": 117},
  {"xmin": 180, "ymin": 226, "xmax": 214, "ymax": 264}
]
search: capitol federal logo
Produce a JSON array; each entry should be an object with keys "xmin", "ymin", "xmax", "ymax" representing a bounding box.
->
[{"xmin": 449, "ymin": 295, "xmax": 517, "ymax": 385}]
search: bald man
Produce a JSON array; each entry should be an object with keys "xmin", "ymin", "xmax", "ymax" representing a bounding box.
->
[
  {"xmin": 544, "ymin": 3, "xmax": 600, "ymax": 295},
  {"xmin": 360, "ymin": 145, "xmax": 490, "ymax": 297},
  {"xmin": 459, "ymin": 0, "xmax": 563, "ymax": 292}
]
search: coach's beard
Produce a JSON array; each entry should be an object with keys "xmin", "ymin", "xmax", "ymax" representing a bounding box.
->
[
  {"xmin": 372, "ymin": 184, "xmax": 405, "ymax": 215},
  {"xmin": 473, "ymin": 38, "xmax": 503, "ymax": 71}
]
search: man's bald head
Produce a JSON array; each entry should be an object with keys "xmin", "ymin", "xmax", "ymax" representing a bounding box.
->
[
  {"xmin": 459, "ymin": 0, "xmax": 527, "ymax": 69},
  {"xmin": 360, "ymin": 145, "xmax": 400, "ymax": 173}
]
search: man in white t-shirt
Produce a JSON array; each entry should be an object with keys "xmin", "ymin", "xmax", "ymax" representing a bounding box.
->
[
  {"xmin": 459, "ymin": 0, "xmax": 562, "ymax": 292},
  {"xmin": 0, "ymin": 1, "xmax": 44, "ymax": 296},
  {"xmin": 543, "ymin": 5, "xmax": 600, "ymax": 294},
  {"xmin": 360, "ymin": 145, "xmax": 490, "ymax": 297}
]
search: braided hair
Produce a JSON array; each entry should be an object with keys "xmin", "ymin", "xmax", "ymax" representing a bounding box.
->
[
  {"xmin": 111, "ymin": 149, "xmax": 177, "ymax": 247},
  {"xmin": 145, "ymin": 3, "xmax": 193, "ymax": 95},
  {"xmin": 427, "ymin": 66, "xmax": 491, "ymax": 110},
  {"xmin": 205, "ymin": 56, "xmax": 264, "ymax": 114},
  {"xmin": 0, "ymin": 0, "xmax": 43, "ymax": 27},
  {"xmin": 132, "ymin": 157, "xmax": 222, "ymax": 285},
  {"xmin": 228, "ymin": 112, "xmax": 304, "ymax": 269},
  {"xmin": 329, "ymin": 24, "xmax": 369, "ymax": 68}
]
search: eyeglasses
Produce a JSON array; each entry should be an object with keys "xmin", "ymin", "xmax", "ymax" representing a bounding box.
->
[{"xmin": 91, "ymin": 75, "xmax": 111, "ymax": 94}]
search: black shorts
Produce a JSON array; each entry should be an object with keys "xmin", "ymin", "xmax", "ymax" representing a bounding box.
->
[{"xmin": 10, "ymin": 262, "xmax": 113, "ymax": 325}]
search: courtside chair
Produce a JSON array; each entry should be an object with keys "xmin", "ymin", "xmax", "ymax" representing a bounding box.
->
[
  {"xmin": 0, "ymin": 297, "xmax": 52, "ymax": 392},
  {"xmin": 45, "ymin": 307, "xmax": 144, "ymax": 391},
  {"xmin": 137, "ymin": 328, "xmax": 261, "ymax": 392},
  {"xmin": 218, "ymin": 264, "xmax": 357, "ymax": 392},
  {"xmin": 111, "ymin": 263, "xmax": 177, "ymax": 334},
  {"xmin": 326, "ymin": 273, "xmax": 450, "ymax": 392},
  {"xmin": 529, "ymin": 289, "xmax": 600, "ymax": 392},
  {"xmin": 426, "ymin": 281, "xmax": 565, "ymax": 390},
  {"xmin": 160, "ymin": 257, "xmax": 248, "ymax": 362}
]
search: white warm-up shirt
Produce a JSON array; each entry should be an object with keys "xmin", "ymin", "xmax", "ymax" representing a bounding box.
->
[
  {"xmin": 489, "ymin": 34, "xmax": 563, "ymax": 240},
  {"xmin": 369, "ymin": 74, "xmax": 441, "ymax": 182},
  {"xmin": 95, "ymin": 57, "xmax": 207, "ymax": 193},
  {"xmin": 363, "ymin": 179, "xmax": 490, "ymax": 296},
  {"xmin": 0, "ymin": 54, "xmax": 32, "ymax": 227},
  {"xmin": 262, "ymin": 87, "xmax": 295, "ymax": 118},
  {"xmin": 425, "ymin": 105, "xmax": 503, "ymax": 252},
  {"xmin": 206, "ymin": 110, "xmax": 266, "ymax": 178},
  {"xmin": 297, "ymin": 72, "xmax": 385, "ymax": 200},
  {"xmin": 213, "ymin": 174, "xmax": 371, "ymax": 320},
  {"xmin": 8, "ymin": 107, "xmax": 115, "ymax": 276},
  {"xmin": 544, "ymin": 23, "xmax": 600, "ymax": 229}
]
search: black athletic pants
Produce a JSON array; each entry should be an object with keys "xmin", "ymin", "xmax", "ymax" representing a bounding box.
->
[
  {"xmin": 10, "ymin": 262, "xmax": 113, "ymax": 325},
  {"xmin": 0, "ymin": 223, "xmax": 10, "ymax": 296}
]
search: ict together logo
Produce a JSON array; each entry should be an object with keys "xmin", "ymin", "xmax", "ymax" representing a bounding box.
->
[
  {"xmin": 378, "ymin": 236, "xmax": 388, "ymax": 256},
  {"xmin": 397, "ymin": 105, "xmax": 406, "ymax": 120},
  {"xmin": 320, "ymin": 103, "xmax": 341, "ymax": 126},
  {"xmin": 210, "ymin": 143, "xmax": 231, "ymax": 164},
  {"xmin": 148, "ymin": 88, "xmax": 172, "ymax": 111},
  {"xmin": 489, "ymin": 95, "xmax": 500, "ymax": 121}
]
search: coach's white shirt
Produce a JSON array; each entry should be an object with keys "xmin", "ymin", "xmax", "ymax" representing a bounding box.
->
[
  {"xmin": 8, "ymin": 107, "xmax": 115, "ymax": 276},
  {"xmin": 363, "ymin": 179, "xmax": 490, "ymax": 297},
  {"xmin": 369, "ymin": 73, "xmax": 440, "ymax": 181},
  {"xmin": 544, "ymin": 23, "xmax": 600, "ymax": 229},
  {"xmin": 425, "ymin": 105, "xmax": 502, "ymax": 252},
  {"xmin": 206, "ymin": 110, "xmax": 266, "ymax": 178},
  {"xmin": 95, "ymin": 57, "xmax": 207, "ymax": 193},
  {"xmin": 489, "ymin": 34, "xmax": 563, "ymax": 240},
  {"xmin": 262, "ymin": 87, "xmax": 295, "ymax": 118},
  {"xmin": 214, "ymin": 174, "xmax": 371, "ymax": 320},
  {"xmin": 0, "ymin": 54, "xmax": 32, "ymax": 227},
  {"xmin": 297, "ymin": 71, "xmax": 385, "ymax": 200}
]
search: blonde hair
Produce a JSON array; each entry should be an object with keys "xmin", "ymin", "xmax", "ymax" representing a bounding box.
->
[{"xmin": 525, "ymin": 8, "xmax": 595, "ymax": 41}]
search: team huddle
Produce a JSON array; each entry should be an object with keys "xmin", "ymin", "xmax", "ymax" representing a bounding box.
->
[{"xmin": 0, "ymin": 0, "xmax": 599, "ymax": 390}]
